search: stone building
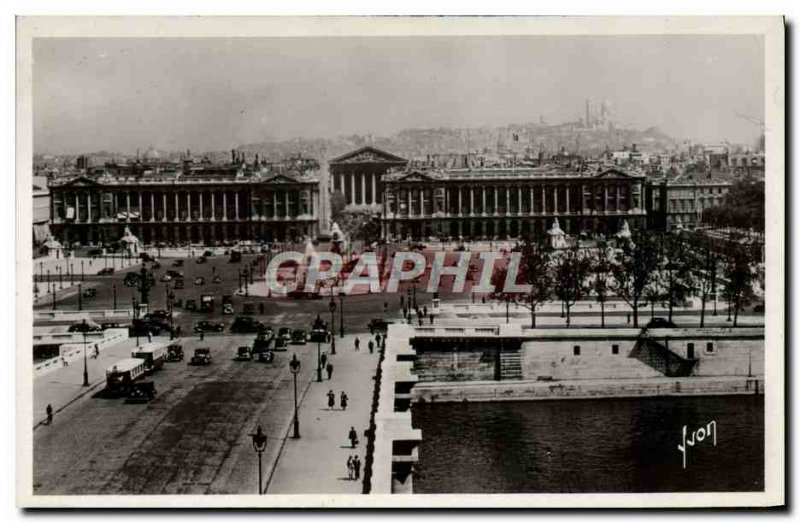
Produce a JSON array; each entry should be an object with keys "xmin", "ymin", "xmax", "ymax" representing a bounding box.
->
[
  {"xmin": 328, "ymin": 146, "xmax": 408, "ymax": 211},
  {"xmin": 380, "ymin": 165, "xmax": 647, "ymax": 240},
  {"xmin": 646, "ymin": 173, "xmax": 732, "ymax": 231},
  {"xmin": 48, "ymin": 166, "xmax": 322, "ymax": 246}
]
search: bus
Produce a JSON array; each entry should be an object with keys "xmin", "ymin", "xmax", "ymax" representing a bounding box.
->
[
  {"xmin": 131, "ymin": 342, "xmax": 167, "ymax": 374},
  {"xmin": 105, "ymin": 358, "xmax": 147, "ymax": 397}
]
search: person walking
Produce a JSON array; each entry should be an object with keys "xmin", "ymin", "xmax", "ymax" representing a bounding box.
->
[
  {"xmin": 326, "ymin": 362, "xmax": 333, "ymax": 380},
  {"xmin": 340, "ymin": 391, "xmax": 349, "ymax": 411},
  {"xmin": 375, "ymin": 333, "xmax": 382, "ymax": 346},
  {"xmin": 93, "ymin": 344, "xmax": 100, "ymax": 359},
  {"xmin": 353, "ymin": 455, "xmax": 362, "ymax": 481},
  {"xmin": 383, "ymin": 301, "xmax": 388, "ymax": 314},
  {"xmin": 61, "ymin": 356, "xmax": 68, "ymax": 367},
  {"xmin": 368, "ymin": 340, "xmax": 374, "ymax": 354},
  {"xmin": 327, "ymin": 390, "xmax": 335, "ymax": 410},
  {"xmin": 423, "ymin": 305, "xmax": 428, "ymax": 318},
  {"xmin": 348, "ymin": 426, "xmax": 358, "ymax": 448},
  {"xmin": 320, "ymin": 352, "xmax": 327, "ymax": 371},
  {"xmin": 354, "ymin": 337, "xmax": 360, "ymax": 351},
  {"xmin": 45, "ymin": 404, "xmax": 53, "ymax": 426},
  {"xmin": 347, "ymin": 455, "xmax": 354, "ymax": 480}
]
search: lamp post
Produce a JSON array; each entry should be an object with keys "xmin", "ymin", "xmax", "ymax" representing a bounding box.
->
[
  {"xmin": 289, "ymin": 354, "xmax": 301, "ymax": 439},
  {"xmin": 70, "ymin": 263, "xmax": 74, "ymax": 285},
  {"xmin": 165, "ymin": 283, "xmax": 174, "ymax": 340},
  {"xmin": 81, "ymin": 319, "xmax": 89, "ymax": 387},
  {"xmin": 81, "ymin": 260, "xmax": 85, "ymax": 282},
  {"xmin": 78, "ymin": 284, "xmax": 83, "ymax": 311},
  {"xmin": 46, "ymin": 269, "xmax": 51, "ymax": 294},
  {"xmin": 112, "ymin": 283, "xmax": 117, "ymax": 310},
  {"xmin": 57, "ymin": 266, "xmax": 63, "ymax": 290},
  {"xmin": 132, "ymin": 296, "xmax": 140, "ymax": 346},
  {"xmin": 505, "ymin": 295, "xmax": 511, "ymax": 324},
  {"xmin": 249, "ymin": 425, "xmax": 268, "ymax": 494},
  {"xmin": 338, "ymin": 292, "xmax": 345, "ymax": 338},
  {"xmin": 316, "ymin": 338, "xmax": 323, "ymax": 383},
  {"xmin": 328, "ymin": 298, "xmax": 337, "ymax": 355}
]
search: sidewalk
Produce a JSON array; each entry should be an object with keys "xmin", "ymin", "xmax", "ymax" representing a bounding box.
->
[
  {"xmin": 32, "ymin": 336, "xmax": 167, "ymax": 428},
  {"xmin": 266, "ymin": 333, "xmax": 381, "ymax": 494}
]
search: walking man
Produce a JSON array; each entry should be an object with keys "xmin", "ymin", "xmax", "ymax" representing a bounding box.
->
[
  {"xmin": 45, "ymin": 404, "xmax": 53, "ymax": 426},
  {"xmin": 320, "ymin": 352, "xmax": 328, "ymax": 371},
  {"xmin": 348, "ymin": 426, "xmax": 358, "ymax": 448},
  {"xmin": 340, "ymin": 391, "xmax": 349, "ymax": 411},
  {"xmin": 368, "ymin": 340, "xmax": 374, "ymax": 354},
  {"xmin": 383, "ymin": 301, "xmax": 388, "ymax": 314},
  {"xmin": 353, "ymin": 455, "xmax": 362, "ymax": 481},
  {"xmin": 347, "ymin": 455, "xmax": 354, "ymax": 480},
  {"xmin": 326, "ymin": 362, "xmax": 333, "ymax": 380},
  {"xmin": 327, "ymin": 390, "xmax": 335, "ymax": 410},
  {"xmin": 354, "ymin": 337, "xmax": 360, "ymax": 351}
]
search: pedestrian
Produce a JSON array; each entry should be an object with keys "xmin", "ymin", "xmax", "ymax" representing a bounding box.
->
[
  {"xmin": 353, "ymin": 455, "xmax": 361, "ymax": 480},
  {"xmin": 627, "ymin": 313, "xmax": 631, "ymax": 325},
  {"xmin": 430, "ymin": 313, "xmax": 434, "ymax": 325},
  {"xmin": 423, "ymin": 305, "xmax": 428, "ymax": 317},
  {"xmin": 147, "ymin": 330, "xmax": 152, "ymax": 343},
  {"xmin": 347, "ymin": 455, "xmax": 354, "ymax": 480},
  {"xmin": 326, "ymin": 362, "xmax": 333, "ymax": 380},
  {"xmin": 320, "ymin": 352, "xmax": 328, "ymax": 370},
  {"xmin": 375, "ymin": 332, "xmax": 382, "ymax": 346},
  {"xmin": 93, "ymin": 344, "xmax": 99, "ymax": 359},
  {"xmin": 368, "ymin": 340, "xmax": 374, "ymax": 354},
  {"xmin": 348, "ymin": 426, "xmax": 358, "ymax": 448},
  {"xmin": 176, "ymin": 325, "xmax": 182, "ymax": 338},
  {"xmin": 340, "ymin": 391, "xmax": 349, "ymax": 411},
  {"xmin": 354, "ymin": 337, "xmax": 360, "ymax": 351},
  {"xmin": 383, "ymin": 301, "xmax": 388, "ymax": 314},
  {"xmin": 45, "ymin": 404, "xmax": 53, "ymax": 425},
  {"xmin": 327, "ymin": 390, "xmax": 335, "ymax": 410},
  {"xmin": 61, "ymin": 356, "xmax": 68, "ymax": 367}
]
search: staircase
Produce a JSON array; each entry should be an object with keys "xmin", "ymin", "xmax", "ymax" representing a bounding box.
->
[
  {"xmin": 630, "ymin": 334, "xmax": 697, "ymax": 377},
  {"xmin": 499, "ymin": 350, "xmax": 523, "ymax": 380}
]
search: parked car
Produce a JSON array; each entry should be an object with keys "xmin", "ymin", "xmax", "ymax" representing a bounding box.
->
[
  {"xmin": 166, "ymin": 270, "xmax": 184, "ymax": 278},
  {"xmin": 189, "ymin": 348, "xmax": 212, "ymax": 365},
  {"xmin": 98, "ymin": 267, "xmax": 115, "ymax": 276},
  {"xmin": 308, "ymin": 327, "xmax": 329, "ymax": 343},
  {"xmin": 145, "ymin": 309, "xmax": 171, "ymax": 322},
  {"xmin": 367, "ymin": 318, "xmax": 394, "ymax": 333},
  {"xmin": 129, "ymin": 318, "xmax": 169, "ymax": 337},
  {"xmin": 277, "ymin": 327, "xmax": 292, "ymax": 343},
  {"xmin": 196, "ymin": 256, "xmax": 207, "ymax": 264},
  {"xmin": 184, "ymin": 299, "xmax": 197, "ymax": 311},
  {"xmin": 234, "ymin": 346, "xmax": 252, "ymax": 361},
  {"xmin": 126, "ymin": 381, "xmax": 157, "ymax": 403},
  {"xmin": 194, "ymin": 320, "xmax": 225, "ymax": 333},
  {"xmin": 68, "ymin": 320, "xmax": 102, "ymax": 333},
  {"xmin": 101, "ymin": 321, "xmax": 125, "ymax": 330},
  {"xmin": 230, "ymin": 316, "xmax": 265, "ymax": 334},
  {"xmin": 291, "ymin": 329, "xmax": 308, "ymax": 345},
  {"xmin": 124, "ymin": 273, "xmax": 140, "ymax": 287},
  {"xmin": 203, "ymin": 250, "xmax": 214, "ymax": 257},
  {"xmin": 646, "ymin": 317, "xmax": 676, "ymax": 329},
  {"xmin": 82, "ymin": 288, "xmax": 97, "ymax": 298},
  {"xmin": 256, "ymin": 350, "xmax": 274, "ymax": 363}
]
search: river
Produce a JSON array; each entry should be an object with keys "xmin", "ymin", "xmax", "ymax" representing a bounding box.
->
[{"xmin": 412, "ymin": 395, "xmax": 763, "ymax": 493}]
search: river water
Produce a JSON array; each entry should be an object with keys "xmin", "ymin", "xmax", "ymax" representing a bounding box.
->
[{"xmin": 412, "ymin": 395, "xmax": 763, "ymax": 493}]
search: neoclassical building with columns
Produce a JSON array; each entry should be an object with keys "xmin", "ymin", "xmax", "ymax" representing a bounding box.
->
[
  {"xmin": 329, "ymin": 146, "xmax": 408, "ymax": 210},
  {"xmin": 48, "ymin": 168, "xmax": 322, "ymax": 245},
  {"xmin": 380, "ymin": 166, "xmax": 647, "ymax": 240}
]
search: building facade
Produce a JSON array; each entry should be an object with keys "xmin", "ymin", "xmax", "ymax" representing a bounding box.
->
[
  {"xmin": 646, "ymin": 176, "xmax": 731, "ymax": 231},
  {"xmin": 381, "ymin": 166, "xmax": 647, "ymax": 240},
  {"xmin": 48, "ymin": 170, "xmax": 321, "ymax": 246},
  {"xmin": 329, "ymin": 146, "xmax": 408, "ymax": 210}
]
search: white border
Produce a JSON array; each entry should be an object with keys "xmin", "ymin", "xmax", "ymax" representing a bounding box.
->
[{"xmin": 14, "ymin": 14, "xmax": 785, "ymax": 509}]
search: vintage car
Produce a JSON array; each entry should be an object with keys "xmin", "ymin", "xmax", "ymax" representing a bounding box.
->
[
  {"xmin": 230, "ymin": 316, "xmax": 265, "ymax": 334},
  {"xmin": 291, "ymin": 329, "xmax": 308, "ymax": 345},
  {"xmin": 194, "ymin": 320, "xmax": 225, "ymax": 333},
  {"xmin": 82, "ymin": 287, "xmax": 97, "ymax": 298},
  {"xmin": 165, "ymin": 343, "xmax": 184, "ymax": 362},
  {"xmin": 172, "ymin": 259, "xmax": 184, "ymax": 267},
  {"xmin": 256, "ymin": 349, "xmax": 275, "ymax": 363},
  {"xmin": 234, "ymin": 346, "xmax": 252, "ymax": 361},
  {"xmin": 189, "ymin": 347, "xmax": 212, "ymax": 365},
  {"xmin": 98, "ymin": 267, "xmax": 115, "ymax": 276},
  {"xmin": 125, "ymin": 381, "xmax": 157, "ymax": 403},
  {"xmin": 308, "ymin": 327, "xmax": 330, "ymax": 343}
]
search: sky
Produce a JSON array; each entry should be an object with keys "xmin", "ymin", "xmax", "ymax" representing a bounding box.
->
[{"xmin": 32, "ymin": 35, "xmax": 765, "ymax": 155}]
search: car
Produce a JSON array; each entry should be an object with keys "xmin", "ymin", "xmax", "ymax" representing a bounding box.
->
[
  {"xmin": 172, "ymin": 260, "xmax": 184, "ymax": 267},
  {"xmin": 368, "ymin": 318, "xmax": 394, "ymax": 333},
  {"xmin": 308, "ymin": 327, "xmax": 329, "ymax": 343},
  {"xmin": 234, "ymin": 346, "xmax": 252, "ymax": 361},
  {"xmin": 230, "ymin": 316, "xmax": 265, "ymax": 334},
  {"xmin": 196, "ymin": 256, "xmax": 207, "ymax": 264},
  {"xmin": 145, "ymin": 309, "xmax": 171, "ymax": 322},
  {"xmin": 203, "ymin": 250, "xmax": 214, "ymax": 258},
  {"xmin": 194, "ymin": 277, "xmax": 206, "ymax": 286},
  {"xmin": 166, "ymin": 270, "xmax": 184, "ymax": 278},
  {"xmin": 161, "ymin": 274, "xmax": 172, "ymax": 282},
  {"xmin": 152, "ymin": 261, "xmax": 161, "ymax": 269},
  {"xmin": 129, "ymin": 318, "xmax": 170, "ymax": 336},
  {"xmin": 277, "ymin": 327, "xmax": 291, "ymax": 342},
  {"xmin": 256, "ymin": 350, "xmax": 274, "ymax": 363},
  {"xmin": 87, "ymin": 248, "xmax": 104, "ymax": 257},
  {"xmin": 646, "ymin": 317, "xmax": 676, "ymax": 329},
  {"xmin": 101, "ymin": 321, "xmax": 125, "ymax": 330},
  {"xmin": 184, "ymin": 299, "xmax": 197, "ymax": 311},
  {"xmin": 190, "ymin": 348, "xmax": 212, "ymax": 365},
  {"xmin": 124, "ymin": 273, "xmax": 140, "ymax": 287},
  {"xmin": 126, "ymin": 381, "xmax": 157, "ymax": 403},
  {"xmin": 98, "ymin": 267, "xmax": 115, "ymax": 276},
  {"xmin": 68, "ymin": 321, "xmax": 102, "ymax": 333},
  {"xmin": 194, "ymin": 320, "xmax": 225, "ymax": 333},
  {"xmin": 165, "ymin": 343, "xmax": 184, "ymax": 362},
  {"xmin": 291, "ymin": 329, "xmax": 308, "ymax": 345},
  {"xmin": 139, "ymin": 253, "xmax": 154, "ymax": 262},
  {"xmin": 287, "ymin": 290, "xmax": 323, "ymax": 300},
  {"xmin": 82, "ymin": 288, "xmax": 97, "ymax": 298}
]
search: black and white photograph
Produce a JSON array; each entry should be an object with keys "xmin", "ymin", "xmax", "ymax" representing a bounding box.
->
[{"xmin": 14, "ymin": 15, "xmax": 784, "ymax": 508}]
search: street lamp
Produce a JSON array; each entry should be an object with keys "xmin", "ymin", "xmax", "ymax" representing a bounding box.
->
[
  {"xmin": 81, "ymin": 260, "xmax": 85, "ymax": 282},
  {"xmin": 249, "ymin": 425, "xmax": 268, "ymax": 494},
  {"xmin": 289, "ymin": 354, "xmax": 301, "ymax": 439},
  {"xmin": 328, "ymin": 298, "xmax": 337, "ymax": 355},
  {"xmin": 338, "ymin": 291, "xmax": 345, "ymax": 338},
  {"xmin": 81, "ymin": 319, "xmax": 89, "ymax": 387},
  {"xmin": 70, "ymin": 263, "xmax": 74, "ymax": 285},
  {"xmin": 78, "ymin": 284, "xmax": 83, "ymax": 311},
  {"xmin": 112, "ymin": 283, "xmax": 117, "ymax": 310},
  {"xmin": 316, "ymin": 338, "xmax": 323, "ymax": 383},
  {"xmin": 57, "ymin": 266, "xmax": 63, "ymax": 290}
]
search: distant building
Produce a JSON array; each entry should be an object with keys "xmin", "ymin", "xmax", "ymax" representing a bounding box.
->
[
  {"xmin": 381, "ymin": 165, "xmax": 646, "ymax": 240},
  {"xmin": 328, "ymin": 146, "xmax": 408, "ymax": 211},
  {"xmin": 646, "ymin": 172, "xmax": 732, "ymax": 231}
]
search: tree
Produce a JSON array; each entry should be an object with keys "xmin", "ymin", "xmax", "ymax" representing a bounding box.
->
[
  {"xmin": 591, "ymin": 242, "xmax": 613, "ymax": 328},
  {"xmin": 517, "ymin": 240, "xmax": 554, "ymax": 328},
  {"xmin": 688, "ymin": 233, "xmax": 720, "ymax": 328},
  {"xmin": 610, "ymin": 231, "xmax": 661, "ymax": 328},
  {"xmin": 330, "ymin": 190, "xmax": 347, "ymax": 224},
  {"xmin": 553, "ymin": 245, "xmax": 592, "ymax": 327},
  {"xmin": 661, "ymin": 233, "xmax": 697, "ymax": 323},
  {"xmin": 721, "ymin": 240, "xmax": 759, "ymax": 326}
]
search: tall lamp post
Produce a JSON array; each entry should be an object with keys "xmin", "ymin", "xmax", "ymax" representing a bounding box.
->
[
  {"xmin": 81, "ymin": 319, "xmax": 89, "ymax": 387},
  {"xmin": 338, "ymin": 291, "xmax": 345, "ymax": 338},
  {"xmin": 289, "ymin": 354, "xmax": 301, "ymax": 439},
  {"xmin": 316, "ymin": 338, "xmax": 323, "ymax": 383},
  {"xmin": 112, "ymin": 283, "xmax": 117, "ymax": 310},
  {"xmin": 249, "ymin": 426, "xmax": 267, "ymax": 494},
  {"xmin": 328, "ymin": 298, "xmax": 337, "ymax": 355},
  {"xmin": 78, "ymin": 284, "xmax": 83, "ymax": 311},
  {"xmin": 81, "ymin": 260, "xmax": 85, "ymax": 281}
]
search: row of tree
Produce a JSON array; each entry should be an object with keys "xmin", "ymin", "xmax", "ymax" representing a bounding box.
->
[
  {"xmin": 701, "ymin": 177, "xmax": 765, "ymax": 232},
  {"xmin": 492, "ymin": 230, "xmax": 763, "ymax": 328}
]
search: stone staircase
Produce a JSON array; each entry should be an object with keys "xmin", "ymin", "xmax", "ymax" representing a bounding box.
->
[
  {"xmin": 499, "ymin": 350, "xmax": 523, "ymax": 380},
  {"xmin": 630, "ymin": 333, "xmax": 697, "ymax": 377}
]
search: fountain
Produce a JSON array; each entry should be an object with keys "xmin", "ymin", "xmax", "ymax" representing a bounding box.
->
[
  {"xmin": 547, "ymin": 218, "xmax": 567, "ymax": 249},
  {"xmin": 329, "ymin": 222, "xmax": 348, "ymax": 255},
  {"xmin": 120, "ymin": 225, "xmax": 140, "ymax": 255}
]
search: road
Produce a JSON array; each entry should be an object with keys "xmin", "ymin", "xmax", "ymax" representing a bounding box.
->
[{"xmin": 33, "ymin": 335, "xmax": 321, "ymax": 495}]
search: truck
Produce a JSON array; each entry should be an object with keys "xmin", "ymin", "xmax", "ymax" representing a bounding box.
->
[
  {"xmin": 105, "ymin": 358, "xmax": 147, "ymax": 397},
  {"xmin": 200, "ymin": 293, "xmax": 215, "ymax": 313},
  {"xmin": 131, "ymin": 342, "xmax": 167, "ymax": 374}
]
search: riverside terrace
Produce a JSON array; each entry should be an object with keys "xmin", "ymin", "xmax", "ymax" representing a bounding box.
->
[{"xmin": 370, "ymin": 319, "xmax": 763, "ymax": 493}]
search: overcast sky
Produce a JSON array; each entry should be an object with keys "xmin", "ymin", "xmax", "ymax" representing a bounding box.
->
[{"xmin": 32, "ymin": 35, "xmax": 764, "ymax": 154}]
